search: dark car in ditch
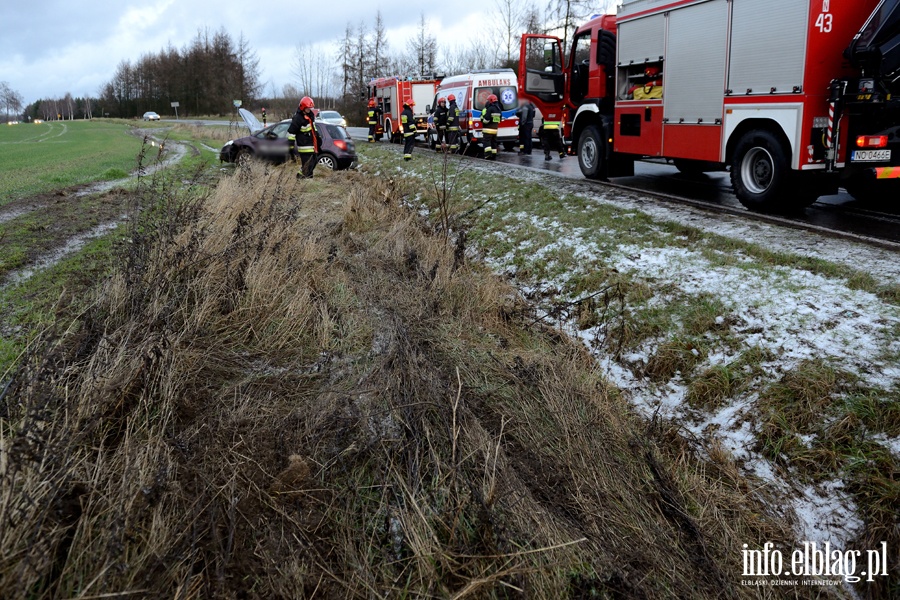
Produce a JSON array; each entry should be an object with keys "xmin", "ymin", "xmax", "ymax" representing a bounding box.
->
[{"xmin": 220, "ymin": 111, "xmax": 357, "ymax": 170}]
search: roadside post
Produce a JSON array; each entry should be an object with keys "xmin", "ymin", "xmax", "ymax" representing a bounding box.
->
[{"xmin": 171, "ymin": 101, "xmax": 180, "ymax": 119}]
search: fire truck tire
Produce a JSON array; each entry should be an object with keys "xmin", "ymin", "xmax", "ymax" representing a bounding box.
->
[
  {"xmin": 578, "ymin": 125, "xmax": 606, "ymax": 180},
  {"xmin": 731, "ymin": 131, "xmax": 790, "ymax": 211}
]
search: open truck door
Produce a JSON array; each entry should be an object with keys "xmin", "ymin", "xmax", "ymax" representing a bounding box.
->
[{"xmin": 518, "ymin": 34, "xmax": 567, "ymax": 134}]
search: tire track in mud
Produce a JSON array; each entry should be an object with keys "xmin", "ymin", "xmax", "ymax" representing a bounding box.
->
[{"xmin": 0, "ymin": 131, "xmax": 188, "ymax": 291}]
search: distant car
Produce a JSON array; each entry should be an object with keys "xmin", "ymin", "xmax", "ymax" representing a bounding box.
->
[
  {"xmin": 219, "ymin": 117, "xmax": 357, "ymax": 171},
  {"xmin": 143, "ymin": 111, "xmax": 160, "ymax": 121},
  {"xmin": 316, "ymin": 110, "xmax": 347, "ymax": 127}
]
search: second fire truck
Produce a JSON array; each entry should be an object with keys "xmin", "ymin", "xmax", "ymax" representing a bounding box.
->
[{"xmin": 518, "ymin": 0, "xmax": 900, "ymax": 211}]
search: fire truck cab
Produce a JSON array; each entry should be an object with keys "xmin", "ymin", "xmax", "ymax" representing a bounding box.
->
[
  {"xmin": 367, "ymin": 76, "xmax": 440, "ymax": 142},
  {"xmin": 519, "ymin": 0, "xmax": 900, "ymax": 211}
]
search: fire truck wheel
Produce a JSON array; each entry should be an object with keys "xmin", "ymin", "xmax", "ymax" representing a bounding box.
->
[
  {"xmin": 578, "ymin": 125, "xmax": 606, "ymax": 180},
  {"xmin": 731, "ymin": 130, "xmax": 789, "ymax": 211}
]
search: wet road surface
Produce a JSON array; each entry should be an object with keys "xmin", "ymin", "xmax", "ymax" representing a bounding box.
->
[{"xmin": 383, "ymin": 127, "xmax": 900, "ymax": 245}]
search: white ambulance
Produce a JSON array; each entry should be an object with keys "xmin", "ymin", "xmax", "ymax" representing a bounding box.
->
[{"xmin": 428, "ymin": 69, "xmax": 520, "ymax": 152}]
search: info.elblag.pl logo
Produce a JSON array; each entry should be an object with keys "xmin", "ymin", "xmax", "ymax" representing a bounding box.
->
[{"xmin": 741, "ymin": 541, "xmax": 890, "ymax": 586}]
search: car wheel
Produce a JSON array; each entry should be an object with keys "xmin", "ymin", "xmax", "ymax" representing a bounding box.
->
[
  {"xmin": 730, "ymin": 130, "xmax": 790, "ymax": 211},
  {"xmin": 317, "ymin": 153, "xmax": 337, "ymax": 170},
  {"xmin": 236, "ymin": 147, "xmax": 253, "ymax": 166}
]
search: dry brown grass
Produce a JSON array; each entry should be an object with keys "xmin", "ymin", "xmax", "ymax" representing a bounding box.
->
[{"xmin": 0, "ymin": 162, "xmax": 843, "ymax": 598}]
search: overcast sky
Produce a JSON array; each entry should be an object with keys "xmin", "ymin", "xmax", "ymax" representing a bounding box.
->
[{"xmin": 0, "ymin": 0, "xmax": 520, "ymax": 103}]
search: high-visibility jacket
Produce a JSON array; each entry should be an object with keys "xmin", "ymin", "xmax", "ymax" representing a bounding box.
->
[
  {"xmin": 542, "ymin": 117, "xmax": 561, "ymax": 130},
  {"xmin": 288, "ymin": 109, "xmax": 320, "ymax": 153},
  {"xmin": 401, "ymin": 106, "xmax": 416, "ymax": 137},
  {"xmin": 481, "ymin": 101, "xmax": 502, "ymax": 134},
  {"xmin": 433, "ymin": 105, "xmax": 448, "ymax": 128},
  {"xmin": 447, "ymin": 101, "xmax": 461, "ymax": 130},
  {"xmin": 367, "ymin": 106, "xmax": 382, "ymax": 125}
]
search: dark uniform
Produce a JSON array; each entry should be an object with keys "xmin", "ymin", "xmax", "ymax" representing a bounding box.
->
[
  {"xmin": 433, "ymin": 98, "xmax": 448, "ymax": 150},
  {"xmin": 401, "ymin": 101, "xmax": 416, "ymax": 161},
  {"xmin": 447, "ymin": 95, "xmax": 461, "ymax": 153},
  {"xmin": 481, "ymin": 95, "xmax": 502, "ymax": 160},
  {"xmin": 367, "ymin": 101, "xmax": 382, "ymax": 142},
  {"xmin": 288, "ymin": 97, "xmax": 322, "ymax": 178},
  {"xmin": 541, "ymin": 115, "xmax": 566, "ymax": 161},
  {"xmin": 516, "ymin": 101, "xmax": 535, "ymax": 155}
]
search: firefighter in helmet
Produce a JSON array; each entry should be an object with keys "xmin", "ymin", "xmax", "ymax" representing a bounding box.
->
[
  {"xmin": 540, "ymin": 113, "xmax": 566, "ymax": 161},
  {"xmin": 401, "ymin": 99, "xmax": 417, "ymax": 161},
  {"xmin": 261, "ymin": 106, "xmax": 267, "ymax": 126},
  {"xmin": 446, "ymin": 94, "xmax": 461, "ymax": 153},
  {"xmin": 480, "ymin": 93, "xmax": 502, "ymax": 160},
  {"xmin": 366, "ymin": 98, "xmax": 382, "ymax": 143},
  {"xmin": 288, "ymin": 96, "xmax": 322, "ymax": 178},
  {"xmin": 433, "ymin": 97, "xmax": 449, "ymax": 151}
]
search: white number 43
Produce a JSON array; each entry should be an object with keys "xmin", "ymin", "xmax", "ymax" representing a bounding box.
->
[{"xmin": 816, "ymin": 12, "xmax": 833, "ymax": 33}]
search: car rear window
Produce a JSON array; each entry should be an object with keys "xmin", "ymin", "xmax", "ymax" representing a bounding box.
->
[{"xmin": 326, "ymin": 124, "xmax": 348, "ymax": 139}]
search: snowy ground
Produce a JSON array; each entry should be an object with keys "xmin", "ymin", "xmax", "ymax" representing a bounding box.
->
[{"xmin": 374, "ymin": 152, "xmax": 900, "ymax": 573}]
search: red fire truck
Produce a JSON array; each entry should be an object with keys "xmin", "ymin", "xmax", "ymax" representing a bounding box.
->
[
  {"xmin": 367, "ymin": 76, "xmax": 441, "ymax": 142},
  {"xmin": 518, "ymin": 0, "xmax": 900, "ymax": 210}
]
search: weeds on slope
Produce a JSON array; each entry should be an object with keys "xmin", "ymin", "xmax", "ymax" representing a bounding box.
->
[{"xmin": 0, "ymin": 160, "xmax": 836, "ymax": 598}]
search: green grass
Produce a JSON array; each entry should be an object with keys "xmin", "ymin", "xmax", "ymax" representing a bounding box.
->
[
  {"xmin": 0, "ymin": 120, "xmax": 144, "ymax": 205},
  {"xmin": 0, "ymin": 230, "xmax": 121, "ymax": 376}
]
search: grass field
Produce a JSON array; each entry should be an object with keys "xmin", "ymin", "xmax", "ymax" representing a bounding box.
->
[{"xmin": 0, "ymin": 120, "xmax": 144, "ymax": 206}]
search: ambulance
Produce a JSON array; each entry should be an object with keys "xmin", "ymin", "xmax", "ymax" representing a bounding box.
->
[{"xmin": 429, "ymin": 69, "xmax": 521, "ymax": 152}]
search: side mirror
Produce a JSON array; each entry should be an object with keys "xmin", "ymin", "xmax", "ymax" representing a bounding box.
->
[{"xmin": 265, "ymin": 132, "xmax": 277, "ymax": 140}]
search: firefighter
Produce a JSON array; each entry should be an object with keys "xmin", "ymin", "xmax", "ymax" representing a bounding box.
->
[
  {"xmin": 287, "ymin": 96, "xmax": 322, "ymax": 178},
  {"xmin": 261, "ymin": 107, "xmax": 267, "ymax": 126},
  {"xmin": 366, "ymin": 98, "xmax": 382, "ymax": 142},
  {"xmin": 447, "ymin": 94, "xmax": 461, "ymax": 153},
  {"xmin": 516, "ymin": 99, "xmax": 535, "ymax": 155},
  {"xmin": 401, "ymin": 99, "xmax": 416, "ymax": 161},
  {"xmin": 540, "ymin": 114, "xmax": 566, "ymax": 161},
  {"xmin": 433, "ymin": 97, "xmax": 449, "ymax": 151},
  {"xmin": 480, "ymin": 94, "xmax": 502, "ymax": 160}
]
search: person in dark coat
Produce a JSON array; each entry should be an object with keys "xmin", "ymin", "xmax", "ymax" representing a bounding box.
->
[
  {"xmin": 401, "ymin": 100, "xmax": 417, "ymax": 161},
  {"xmin": 540, "ymin": 114, "xmax": 566, "ymax": 161},
  {"xmin": 516, "ymin": 99, "xmax": 535, "ymax": 155},
  {"xmin": 446, "ymin": 94, "xmax": 461, "ymax": 153},
  {"xmin": 432, "ymin": 97, "xmax": 449, "ymax": 151},
  {"xmin": 480, "ymin": 94, "xmax": 502, "ymax": 160},
  {"xmin": 366, "ymin": 98, "xmax": 382, "ymax": 142},
  {"xmin": 288, "ymin": 96, "xmax": 322, "ymax": 177}
]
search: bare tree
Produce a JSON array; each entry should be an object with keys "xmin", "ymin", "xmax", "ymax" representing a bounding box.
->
[
  {"xmin": 372, "ymin": 11, "xmax": 389, "ymax": 79},
  {"xmin": 407, "ymin": 13, "xmax": 438, "ymax": 77},
  {"xmin": 545, "ymin": 0, "xmax": 594, "ymax": 55},
  {"xmin": 495, "ymin": 0, "xmax": 526, "ymax": 66},
  {"xmin": 1, "ymin": 82, "xmax": 24, "ymax": 122}
]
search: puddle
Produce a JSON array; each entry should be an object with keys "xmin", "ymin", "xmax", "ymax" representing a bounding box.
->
[{"xmin": 3, "ymin": 218, "xmax": 126, "ymax": 288}]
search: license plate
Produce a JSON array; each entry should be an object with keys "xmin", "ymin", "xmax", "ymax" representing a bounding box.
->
[{"xmin": 851, "ymin": 149, "xmax": 891, "ymax": 162}]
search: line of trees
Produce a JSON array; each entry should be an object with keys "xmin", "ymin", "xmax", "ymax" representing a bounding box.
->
[{"xmin": 94, "ymin": 28, "xmax": 261, "ymax": 118}]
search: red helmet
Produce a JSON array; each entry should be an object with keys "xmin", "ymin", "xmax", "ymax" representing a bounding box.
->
[
  {"xmin": 299, "ymin": 96, "xmax": 315, "ymax": 110},
  {"xmin": 404, "ymin": 99, "xmax": 415, "ymax": 107},
  {"xmin": 368, "ymin": 98, "xmax": 376, "ymax": 107},
  {"xmin": 448, "ymin": 94, "xmax": 456, "ymax": 102},
  {"xmin": 438, "ymin": 97, "xmax": 446, "ymax": 105},
  {"xmin": 487, "ymin": 94, "xmax": 498, "ymax": 103},
  {"xmin": 644, "ymin": 66, "xmax": 660, "ymax": 78}
]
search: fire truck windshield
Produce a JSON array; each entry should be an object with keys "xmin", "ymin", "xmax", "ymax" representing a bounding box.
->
[{"xmin": 474, "ymin": 86, "xmax": 518, "ymax": 111}]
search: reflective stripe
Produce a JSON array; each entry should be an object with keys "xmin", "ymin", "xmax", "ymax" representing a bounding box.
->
[
  {"xmin": 298, "ymin": 146, "xmax": 314, "ymax": 153},
  {"xmin": 300, "ymin": 124, "xmax": 312, "ymax": 132},
  {"xmin": 483, "ymin": 128, "xmax": 498, "ymax": 134},
  {"xmin": 544, "ymin": 121, "xmax": 561, "ymax": 129},
  {"xmin": 287, "ymin": 134, "xmax": 296, "ymax": 141}
]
